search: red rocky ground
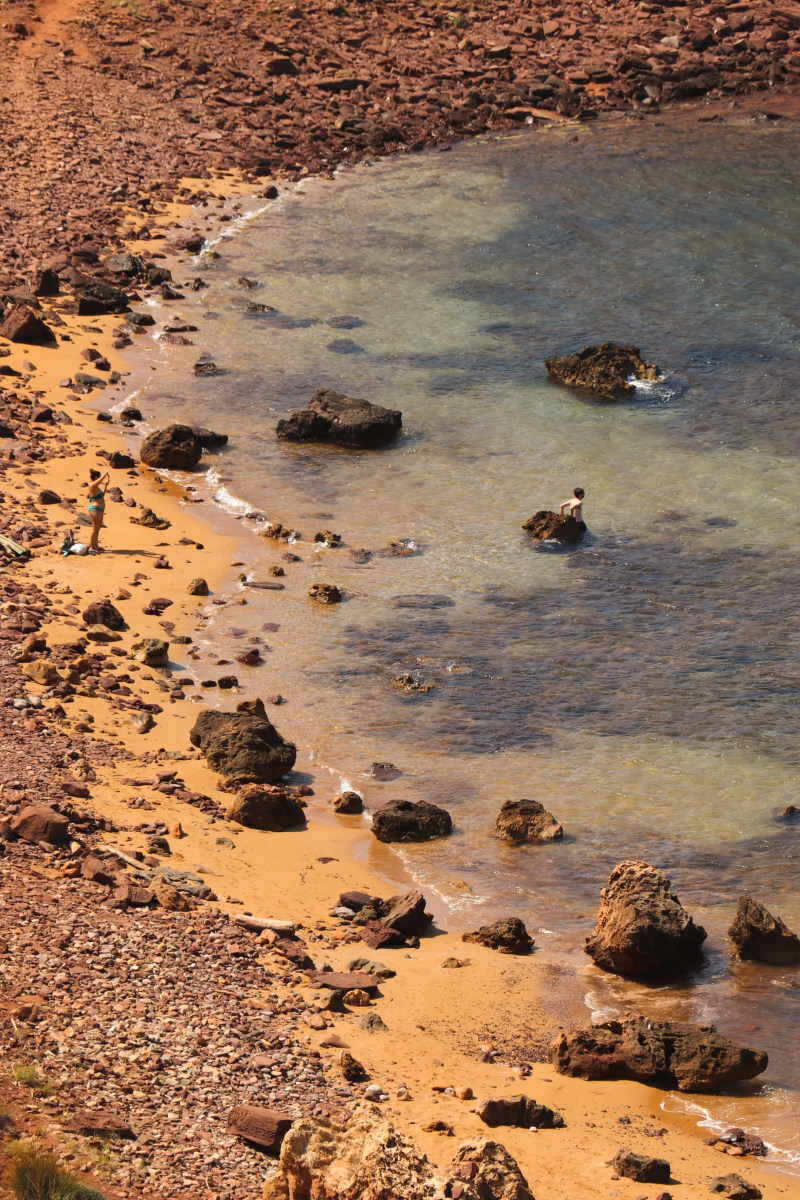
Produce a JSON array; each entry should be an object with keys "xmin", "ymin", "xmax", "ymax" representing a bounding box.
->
[{"xmin": 1, "ymin": 0, "xmax": 799, "ymax": 290}]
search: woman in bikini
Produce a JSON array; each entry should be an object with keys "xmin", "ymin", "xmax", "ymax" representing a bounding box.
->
[{"xmin": 88, "ymin": 468, "xmax": 110, "ymax": 552}]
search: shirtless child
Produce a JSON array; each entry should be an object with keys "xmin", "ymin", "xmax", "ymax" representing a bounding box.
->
[{"xmin": 559, "ymin": 487, "xmax": 586, "ymax": 529}]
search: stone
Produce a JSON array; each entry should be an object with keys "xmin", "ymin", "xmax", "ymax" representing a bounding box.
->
[
  {"xmin": 132, "ymin": 638, "xmax": 170, "ymax": 668},
  {"xmin": 81, "ymin": 856, "xmax": 118, "ymax": 886},
  {"xmin": 584, "ymin": 860, "xmax": 707, "ymax": 977},
  {"xmin": 371, "ymin": 799, "xmax": 452, "ymax": 843},
  {"xmin": 343, "ymin": 988, "xmax": 371, "ymax": 1006},
  {"xmin": 522, "ymin": 510, "xmax": 585, "ymax": 543},
  {"xmin": 709, "ymin": 1175, "xmax": 762, "ymax": 1199},
  {"xmin": 276, "ymin": 387, "xmax": 403, "ymax": 448},
  {"xmin": 449, "ymin": 1138, "xmax": 535, "ymax": 1200},
  {"xmin": 309, "ymin": 583, "xmax": 342, "ymax": 604},
  {"xmin": 339, "ymin": 1050, "xmax": 368, "ymax": 1081},
  {"xmin": 131, "ymin": 712, "xmax": 155, "ymax": 733},
  {"xmin": 189, "ymin": 698, "xmax": 297, "ymax": 784},
  {"xmin": 612, "ymin": 1150, "xmax": 671, "ymax": 1184},
  {"xmin": 187, "ymin": 577, "xmax": 210, "ymax": 596},
  {"xmin": 153, "ymin": 877, "xmax": 195, "ymax": 911},
  {"xmin": 261, "ymin": 1103, "xmax": 440, "ymax": 1200},
  {"xmin": 495, "ymin": 799, "xmax": 563, "ymax": 843},
  {"xmin": 358, "ymin": 919, "xmax": 406, "ymax": 950},
  {"xmin": 21, "ymin": 660, "xmax": 62, "ymax": 687},
  {"xmin": 226, "ymin": 784, "xmax": 306, "ymax": 831},
  {"xmin": 140, "ymin": 424, "xmax": 203, "ymax": 470},
  {"xmin": 86, "ymin": 626, "xmax": 123, "ymax": 643},
  {"xmin": 728, "ymin": 895, "xmax": 800, "ymax": 965},
  {"xmin": 133, "ymin": 507, "xmax": 171, "ymax": 530},
  {"xmin": 333, "ymin": 790, "xmax": 364, "ymax": 814},
  {"xmin": 11, "ymin": 805, "xmax": 70, "ymax": 845},
  {"xmin": 545, "ymin": 342, "xmax": 660, "ymax": 399},
  {"xmin": 462, "ymin": 918, "xmax": 533, "ymax": 955},
  {"xmin": 0, "ymin": 304, "xmax": 56, "ymax": 344},
  {"xmin": 312, "ymin": 971, "xmax": 378, "ymax": 993},
  {"xmin": 359, "ymin": 1012, "xmax": 387, "ymax": 1032},
  {"xmin": 346, "ymin": 958, "xmax": 396, "ymax": 980},
  {"xmin": 228, "ymin": 1105, "xmax": 293, "ymax": 1154},
  {"xmin": 381, "ymin": 891, "xmax": 433, "ymax": 937},
  {"xmin": 549, "ymin": 1017, "xmax": 768, "ymax": 1092},
  {"xmin": 82, "ymin": 599, "xmax": 126, "ymax": 631},
  {"xmin": 476, "ymin": 1096, "xmax": 564, "ymax": 1129},
  {"xmin": 191, "ymin": 425, "xmax": 228, "ymax": 449},
  {"xmin": 63, "ymin": 1109, "xmax": 136, "ymax": 1139}
]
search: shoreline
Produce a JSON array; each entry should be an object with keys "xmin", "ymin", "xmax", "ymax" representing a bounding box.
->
[{"xmin": 3, "ymin": 71, "xmax": 800, "ymax": 1200}]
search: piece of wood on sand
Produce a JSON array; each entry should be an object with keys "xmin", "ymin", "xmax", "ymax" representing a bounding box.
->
[{"xmin": 226, "ymin": 1105, "xmax": 294, "ymax": 1154}]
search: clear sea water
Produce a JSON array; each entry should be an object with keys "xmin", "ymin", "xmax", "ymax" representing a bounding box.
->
[{"xmin": 124, "ymin": 107, "xmax": 800, "ymax": 1170}]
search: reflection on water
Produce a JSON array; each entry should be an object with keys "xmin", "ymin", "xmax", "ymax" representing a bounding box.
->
[{"xmin": 133, "ymin": 109, "xmax": 800, "ymax": 1165}]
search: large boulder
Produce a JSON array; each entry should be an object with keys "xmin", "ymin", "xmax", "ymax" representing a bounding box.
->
[
  {"xmin": 11, "ymin": 805, "xmax": 70, "ymax": 846},
  {"xmin": 380, "ymin": 890, "xmax": 433, "ymax": 937},
  {"xmin": 81, "ymin": 599, "xmax": 126, "ymax": 631},
  {"xmin": 276, "ymin": 387, "xmax": 402, "ymax": 448},
  {"xmin": 612, "ymin": 1150, "xmax": 670, "ymax": 1184},
  {"xmin": 0, "ymin": 304, "xmax": 56, "ymax": 344},
  {"xmin": 140, "ymin": 424, "xmax": 203, "ymax": 470},
  {"xmin": 371, "ymin": 799, "xmax": 452, "ymax": 843},
  {"xmin": 189, "ymin": 698, "xmax": 296, "ymax": 784},
  {"xmin": 449, "ymin": 1138, "xmax": 535, "ymax": 1200},
  {"xmin": 261, "ymin": 1104, "xmax": 441, "ymax": 1200},
  {"xmin": 462, "ymin": 917, "xmax": 533, "ymax": 955},
  {"xmin": 226, "ymin": 784, "xmax": 306, "ymax": 831},
  {"xmin": 476, "ymin": 1096, "xmax": 564, "ymax": 1129},
  {"xmin": 549, "ymin": 1016, "xmax": 768, "ymax": 1093},
  {"xmin": 60, "ymin": 267, "xmax": 130, "ymax": 314},
  {"xmin": 584, "ymin": 860, "xmax": 707, "ymax": 977},
  {"xmin": 728, "ymin": 895, "xmax": 800, "ymax": 965},
  {"xmin": 545, "ymin": 342, "xmax": 660, "ymax": 399},
  {"xmin": 522, "ymin": 511, "xmax": 585, "ymax": 543},
  {"xmin": 495, "ymin": 799, "xmax": 563, "ymax": 843}
]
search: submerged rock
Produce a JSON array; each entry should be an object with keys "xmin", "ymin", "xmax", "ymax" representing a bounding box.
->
[
  {"xmin": 545, "ymin": 342, "xmax": 660, "ymax": 399},
  {"xmin": 728, "ymin": 895, "xmax": 800, "ymax": 965},
  {"xmin": 522, "ymin": 510, "xmax": 585, "ymax": 543},
  {"xmin": 371, "ymin": 799, "xmax": 452, "ymax": 843},
  {"xmin": 549, "ymin": 1016, "xmax": 768, "ymax": 1092},
  {"xmin": 276, "ymin": 387, "xmax": 402, "ymax": 448},
  {"xmin": 462, "ymin": 917, "xmax": 533, "ymax": 955},
  {"xmin": 189, "ymin": 698, "xmax": 296, "ymax": 784},
  {"xmin": 584, "ymin": 859, "xmax": 707, "ymax": 977},
  {"xmin": 495, "ymin": 799, "xmax": 563, "ymax": 843}
]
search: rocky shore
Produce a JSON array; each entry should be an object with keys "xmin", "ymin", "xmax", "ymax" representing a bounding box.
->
[{"xmin": 2, "ymin": 1, "xmax": 800, "ymax": 1198}]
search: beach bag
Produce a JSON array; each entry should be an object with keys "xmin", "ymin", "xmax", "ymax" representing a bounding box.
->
[{"xmin": 68, "ymin": 542, "xmax": 89, "ymax": 556}]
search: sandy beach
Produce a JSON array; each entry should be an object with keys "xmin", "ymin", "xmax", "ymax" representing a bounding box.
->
[{"xmin": 2, "ymin": 1, "xmax": 800, "ymax": 1196}]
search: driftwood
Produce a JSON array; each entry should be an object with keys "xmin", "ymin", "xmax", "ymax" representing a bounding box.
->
[
  {"xmin": 233, "ymin": 915, "xmax": 296, "ymax": 935},
  {"xmin": 227, "ymin": 1105, "xmax": 293, "ymax": 1154},
  {"xmin": 242, "ymin": 580, "xmax": 286, "ymax": 591}
]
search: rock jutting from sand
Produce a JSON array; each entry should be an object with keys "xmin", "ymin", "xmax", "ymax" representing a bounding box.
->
[
  {"xmin": 495, "ymin": 799, "xmax": 563, "ymax": 843},
  {"xmin": 0, "ymin": 303, "xmax": 57, "ymax": 345},
  {"xmin": 710, "ymin": 1174, "xmax": 763, "ymax": 1199},
  {"xmin": 727, "ymin": 894, "xmax": 800, "ymax": 965},
  {"xmin": 140, "ymin": 424, "xmax": 203, "ymax": 470},
  {"xmin": 462, "ymin": 917, "xmax": 534, "ymax": 956},
  {"xmin": 226, "ymin": 784, "xmax": 306, "ymax": 832},
  {"xmin": 549, "ymin": 1016, "xmax": 768, "ymax": 1092},
  {"xmin": 370, "ymin": 799, "xmax": 452, "ymax": 843},
  {"xmin": 189, "ymin": 698, "xmax": 297, "ymax": 785},
  {"xmin": 276, "ymin": 387, "xmax": 403, "ymax": 448},
  {"xmin": 544, "ymin": 342, "xmax": 660, "ymax": 399},
  {"xmin": 584, "ymin": 859, "xmax": 707, "ymax": 977},
  {"xmin": 522, "ymin": 510, "xmax": 586, "ymax": 544},
  {"xmin": 476, "ymin": 1096, "xmax": 565, "ymax": 1129},
  {"xmin": 612, "ymin": 1149, "xmax": 671, "ymax": 1184}
]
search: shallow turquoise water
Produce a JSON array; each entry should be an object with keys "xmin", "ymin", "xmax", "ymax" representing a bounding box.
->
[{"xmin": 128, "ymin": 108, "xmax": 800, "ymax": 1167}]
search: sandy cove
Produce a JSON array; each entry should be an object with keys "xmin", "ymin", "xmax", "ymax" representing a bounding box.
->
[{"xmin": 0, "ymin": 188, "xmax": 799, "ymax": 1200}]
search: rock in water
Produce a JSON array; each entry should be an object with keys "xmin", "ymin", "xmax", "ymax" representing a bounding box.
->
[
  {"xmin": 261, "ymin": 1103, "xmax": 441, "ymax": 1200},
  {"xmin": 495, "ymin": 799, "xmax": 563, "ymax": 843},
  {"xmin": 584, "ymin": 859, "xmax": 707, "ymax": 977},
  {"xmin": 549, "ymin": 1016, "xmax": 768, "ymax": 1092},
  {"xmin": 371, "ymin": 799, "xmax": 452, "ymax": 843},
  {"xmin": 462, "ymin": 917, "xmax": 533, "ymax": 955},
  {"xmin": 189, "ymin": 698, "xmax": 296, "ymax": 784},
  {"xmin": 140, "ymin": 424, "xmax": 203, "ymax": 469},
  {"xmin": 276, "ymin": 387, "xmax": 402, "ymax": 448},
  {"xmin": 728, "ymin": 895, "xmax": 800, "ymax": 965},
  {"xmin": 226, "ymin": 784, "xmax": 306, "ymax": 831},
  {"xmin": 522, "ymin": 511, "xmax": 585, "ymax": 543},
  {"xmin": 544, "ymin": 342, "xmax": 660, "ymax": 399},
  {"xmin": 449, "ymin": 1138, "xmax": 535, "ymax": 1200}
]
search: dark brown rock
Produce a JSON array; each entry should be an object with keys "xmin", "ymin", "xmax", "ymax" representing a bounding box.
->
[
  {"xmin": 226, "ymin": 783, "xmax": 306, "ymax": 831},
  {"xmin": 381, "ymin": 891, "xmax": 433, "ymax": 937},
  {"xmin": 728, "ymin": 895, "xmax": 800, "ymax": 965},
  {"xmin": 612, "ymin": 1150, "xmax": 671, "ymax": 1184},
  {"xmin": 476, "ymin": 1096, "xmax": 565, "ymax": 1129},
  {"xmin": 140, "ymin": 424, "xmax": 203, "ymax": 470},
  {"xmin": 522, "ymin": 510, "xmax": 585, "ymax": 543},
  {"xmin": 710, "ymin": 1175, "xmax": 762, "ymax": 1199},
  {"xmin": 549, "ymin": 1016, "xmax": 768, "ymax": 1092},
  {"xmin": 371, "ymin": 799, "xmax": 452, "ymax": 843},
  {"xmin": 187, "ymin": 577, "xmax": 210, "ymax": 596},
  {"xmin": 333, "ymin": 790, "xmax": 364, "ymax": 814},
  {"xmin": 276, "ymin": 387, "xmax": 402, "ymax": 448},
  {"xmin": 11, "ymin": 805, "xmax": 70, "ymax": 845},
  {"xmin": 584, "ymin": 860, "xmax": 707, "ymax": 977},
  {"xmin": 358, "ymin": 919, "xmax": 406, "ymax": 949},
  {"xmin": 189, "ymin": 698, "xmax": 297, "ymax": 784},
  {"xmin": 0, "ymin": 304, "xmax": 56, "ymax": 344},
  {"xmin": 495, "ymin": 799, "xmax": 563, "ymax": 843},
  {"xmin": 82, "ymin": 599, "xmax": 126, "ymax": 631},
  {"xmin": 545, "ymin": 342, "xmax": 660, "ymax": 399},
  {"xmin": 63, "ymin": 1109, "xmax": 136, "ymax": 1139},
  {"xmin": 462, "ymin": 917, "xmax": 533, "ymax": 955},
  {"xmin": 226, "ymin": 1105, "xmax": 293, "ymax": 1155},
  {"xmin": 309, "ymin": 583, "xmax": 342, "ymax": 604}
]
